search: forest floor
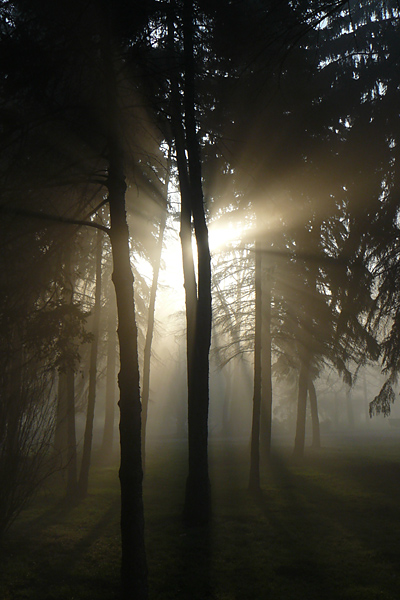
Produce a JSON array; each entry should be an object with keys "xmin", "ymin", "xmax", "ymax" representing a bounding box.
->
[{"xmin": 2, "ymin": 433, "xmax": 400, "ymax": 599}]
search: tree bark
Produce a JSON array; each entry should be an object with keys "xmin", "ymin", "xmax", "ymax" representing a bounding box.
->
[
  {"xmin": 346, "ymin": 384, "xmax": 355, "ymax": 430},
  {"xmin": 54, "ymin": 371, "xmax": 68, "ymax": 462},
  {"xmin": 182, "ymin": 0, "xmax": 212, "ymax": 525},
  {"xmin": 249, "ymin": 242, "xmax": 262, "ymax": 492},
  {"xmin": 66, "ymin": 367, "xmax": 77, "ymax": 497},
  {"xmin": 168, "ymin": 0, "xmax": 211, "ymax": 525},
  {"xmin": 56, "ymin": 250, "xmax": 77, "ymax": 497},
  {"xmin": 308, "ymin": 377, "xmax": 321, "ymax": 449},
  {"xmin": 261, "ymin": 262, "xmax": 273, "ymax": 457},
  {"xmin": 108, "ymin": 155, "xmax": 147, "ymax": 598},
  {"xmin": 77, "ymin": 229, "xmax": 103, "ymax": 498},
  {"xmin": 99, "ymin": 17, "xmax": 147, "ymax": 591},
  {"xmin": 221, "ymin": 364, "xmax": 232, "ymax": 437},
  {"xmin": 101, "ymin": 289, "xmax": 117, "ymax": 460},
  {"xmin": 293, "ymin": 359, "xmax": 309, "ymax": 458},
  {"xmin": 141, "ymin": 148, "xmax": 171, "ymax": 468}
]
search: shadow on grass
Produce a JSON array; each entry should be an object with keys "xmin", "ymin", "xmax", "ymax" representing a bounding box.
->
[
  {"xmin": 1, "ymin": 492, "xmax": 121, "ymax": 600},
  {"xmin": 259, "ymin": 453, "xmax": 330, "ymax": 591},
  {"xmin": 254, "ymin": 449, "xmax": 400, "ymax": 599}
]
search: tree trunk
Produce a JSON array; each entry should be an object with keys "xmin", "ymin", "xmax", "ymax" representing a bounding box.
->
[
  {"xmin": 221, "ymin": 364, "xmax": 232, "ymax": 437},
  {"xmin": 249, "ymin": 242, "xmax": 262, "ymax": 492},
  {"xmin": 141, "ymin": 148, "xmax": 171, "ymax": 468},
  {"xmin": 308, "ymin": 378, "xmax": 321, "ymax": 449},
  {"xmin": 293, "ymin": 359, "xmax": 309, "ymax": 458},
  {"xmin": 54, "ymin": 371, "xmax": 68, "ymax": 463},
  {"xmin": 346, "ymin": 384, "xmax": 355, "ymax": 430},
  {"xmin": 66, "ymin": 367, "xmax": 77, "ymax": 497},
  {"xmin": 77, "ymin": 230, "xmax": 103, "ymax": 498},
  {"xmin": 333, "ymin": 391, "xmax": 339, "ymax": 430},
  {"xmin": 168, "ymin": 0, "xmax": 211, "ymax": 525},
  {"xmin": 363, "ymin": 370, "xmax": 369, "ymax": 425},
  {"xmin": 183, "ymin": 0, "xmax": 212, "ymax": 525},
  {"xmin": 58, "ymin": 250, "xmax": 77, "ymax": 497},
  {"xmin": 100, "ymin": 21, "xmax": 147, "ymax": 593},
  {"xmin": 261, "ymin": 262, "xmax": 273, "ymax": 456},
  {"xmin": 108, "ymin": 150, "xmax": 147, "ymax": 599},
  {"xmin": 101, "ymin": 289, "xmax": 117, "ymax": 460}
]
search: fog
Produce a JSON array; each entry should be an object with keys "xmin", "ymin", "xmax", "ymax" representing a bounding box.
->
[
  {"xmin": 75, "ymin": 210, "xmax": 400, "ymax": 461},
  {"xmin": 3, "ymin": 2, "xmax": 400, "ymax": 598}
]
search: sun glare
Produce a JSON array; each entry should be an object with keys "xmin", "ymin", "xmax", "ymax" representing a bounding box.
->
[{"xmin": 134, "ymin": 216, "xmax": 253, "ymax": 307}]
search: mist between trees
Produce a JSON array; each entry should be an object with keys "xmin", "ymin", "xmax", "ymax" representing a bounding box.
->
[{"xmin": 1, "ymin": 1, "xmax": 400, "ymax": 598}]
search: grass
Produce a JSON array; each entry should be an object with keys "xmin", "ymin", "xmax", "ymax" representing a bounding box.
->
[{"xmin": 2, "ymin": 435, "xmax": 400, "ymax": 599}]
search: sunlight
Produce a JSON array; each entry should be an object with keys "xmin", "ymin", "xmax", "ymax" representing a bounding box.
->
[
  {"xmin": 159, "ymin": 227, "xmax": 184, "ymax": 292},
  {"xmin": 135, "ymin": 215, "xmax": 253, "ymax": 305},
  {"xmin": 209, "ymin": 221, "xmax": 242, "ymax": 251}
]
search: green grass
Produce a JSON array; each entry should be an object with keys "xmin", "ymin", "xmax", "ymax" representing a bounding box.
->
[{"xmin": 2, "ymin": 436, "xmax": 400, "ymax": 599}]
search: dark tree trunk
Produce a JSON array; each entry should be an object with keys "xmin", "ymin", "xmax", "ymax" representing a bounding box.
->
[
  {"xmin": 249, "ymin": 243, "xmax": 262, "ymax": 492},
  {"xmin": 108, "ymin": 149, "xmax": 147, "ymax": 599},
  {"xmin": 54, "ymin": 371, "xmax": 68, "ymax": 462},
  {"xmin": 141, "ymin": 149, "xmax": 170, "ymax": 468},
  {"xmin": 346, "ymin": 384, "xmax": 355, "ymax": 430},
  {"xmin": 54, "ymin": 368, "xmax": 77, "ymax": 496},
  {"xmin": 101, "ymin": 290, "xmax": 117, "ymax": 460},
  {"xmin": 333, "ymin": 391, "xmax": 339, "ymax": 429},
  {"xmin": 221, "ymin": 365, "xmax": 232, "ymax": 436},
  {"xmin": 55, "ymin": 250, "xmax": 77, "ymax": 497},
  {"xmin": 363, "ymin": 370, "xmax": 369, "ymax": 424},
  {"xmin": 168, "ymin": 0, "xmax": 211, "ymax": 525},
  {"xmin": 99, "ymin": 21, "xmax": 147, "ymax": 592},
  {"xmin": 66, "ymin": 367, "xmax": 77, "ymax": 497},
  {"xmin": 308, "ymin": 378, "xmax": 321, "ymax": 449},
  {"xmin": 293, "ymin": 359, "xmax": 309, "ymax": 458},
  {"xmin": 261, "ymin": 262, "xmax": 273, "ymax": 456},
  {"xmin": 183, "ymin": 0, "xmax": 212, "ymax": 525},
  {"xmin": 77, "ymin": 230, "xmax": 103, "ymax": 498}
]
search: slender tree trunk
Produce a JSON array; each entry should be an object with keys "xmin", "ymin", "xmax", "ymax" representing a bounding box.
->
[
  {"xmin": 55, "ymin": 365, "xmax": 77, "ymax": 497},
  {"xmin": 293, "ymin": 359, "xmax": 309, "ymax": 458},
  {"xmin": 261, "ymin": 262, "xmax": 273, "ymax": 456},
  {"xmin": 168, "ymin": 0, "xmax": 211, "ymax": 525},
  {"xmin": 346, "ymin": 384, "xmax": 355, "ymax": 430},
  {"xmin": 101, "ymin": 290, "xmax": 117, "ymax": 459},
  {"xmin": 77, "ymin": 230, "xmax": 103, "ymax": 498},
  {"xmin": 100, "ymin": 25, "xmax": 147, "ymax": 594},
  {"xmin": 54, "ymin": 249, "xmax": 77, "ymax": 481},
  {"xmin": 54, "ymin": 371, "xmax": 68, "ymax": 462},
  {"xmin": 66, "ymin": 367, "xmax": 77, "ymax": 497},
  {"xmin": 334, "ymin": 391, "xmax": 339, "ymax": 430},
  {"xmin": 59, "ymin": 250, "xmax": 77, "ymax": 497},
  {"xmin": 308, "ymin": 378, "xmax": 321, "ymax": 449},
  {"xmin": 0, "ymin": 338, "xmax": 23, "ymax": 535},
  {"xmin": 249, "ymin": 242, "xmax": 262, "ymax": 492},
  {"xmin": 183, "ymin": 0, "xmax": 212, "ymax": 524},
  {"xmin": 363, "ymin": 370, "xmax": 369, "ymax": 425},
  {"xmin": 141, "ymin": 148, "xmax": 171, "ymax": 467},
  {"xmin": 108, "ymin": 147, "xmax": 147, "ymax": 599},
  {"xmin": 221, "ymin": 364, "xmax": 232, "ymax": 437}
]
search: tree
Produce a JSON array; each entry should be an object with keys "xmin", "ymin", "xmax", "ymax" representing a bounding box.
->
[
  {"xmin": 166, "ymin": 0, "xmax": 212, "ymax": 525},
  {"xmin": 0, "ymin": 2, "xmax": 153, "ymax": 596},
  {"xmin": 100, "ymin": 278, "xmax": 118, "ymax": 460},
  {"xmin": 141, "ymin": 146, "xmax": 171, "ymax": 467},
  {"xmin": 249, "ymin": 242, "xmax": 262, "ymax": 491},
  {"xmin": 77, "ymin": 228, "xmax": 103, "ymax": 499}
]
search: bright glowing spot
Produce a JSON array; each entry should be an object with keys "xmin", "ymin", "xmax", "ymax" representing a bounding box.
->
[{"xmin": 209, "ymin": 221, "xmax": 245, "ymax": 251}]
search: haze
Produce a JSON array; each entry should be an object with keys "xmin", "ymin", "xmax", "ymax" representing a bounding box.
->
[{"xmin": 1, "ymin": 2, "xmax": 400, "ymax": 600}]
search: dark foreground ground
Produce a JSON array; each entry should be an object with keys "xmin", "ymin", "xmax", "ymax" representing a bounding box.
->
[{"xmin": 2, "ymin": 434, "xmax": 400, "ymax": 599}]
